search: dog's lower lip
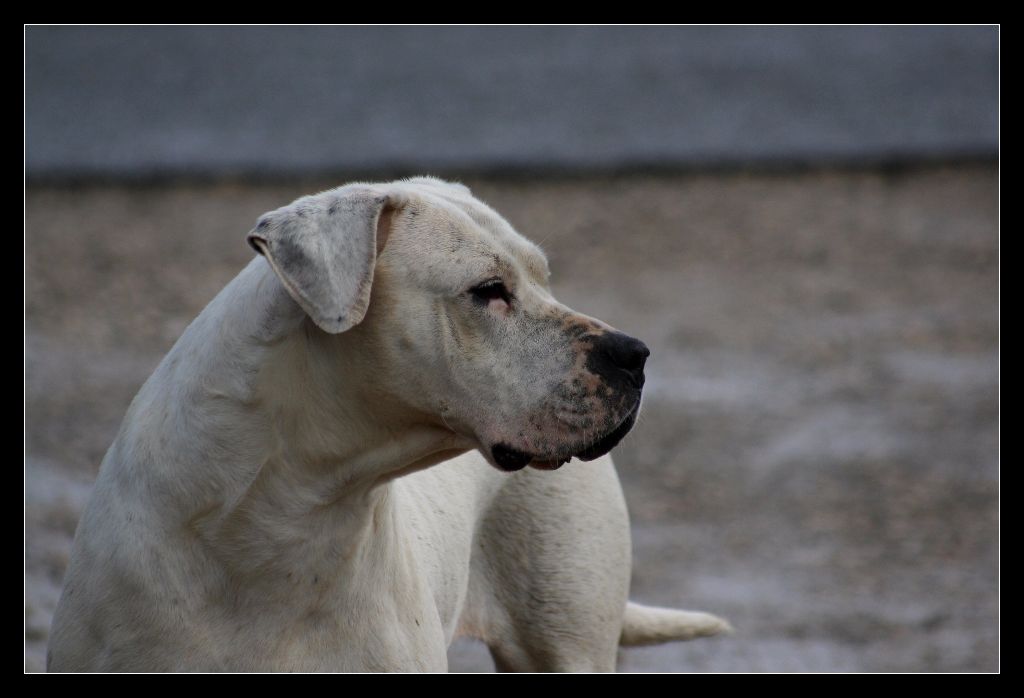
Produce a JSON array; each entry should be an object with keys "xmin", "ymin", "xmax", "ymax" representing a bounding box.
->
[
  {"xmin": 492, "ymin": 444, "xmax": 572, "ymax": 471},
  {"xmin": 492, "ymin": 409, "xmax": 639, "ymax": 472},
  {"xmin": 491, "ymin": 444, "xmax": 532, "ymax": 471},
  {"xmin": 573, "ymin": 404, "xmax": 639, "ymax": 462},
  {"xmin": 529, "ymin": 456, "xmax": 572, "ymax": 470}
]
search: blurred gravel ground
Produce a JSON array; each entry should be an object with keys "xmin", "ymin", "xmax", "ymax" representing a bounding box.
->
[{"xmin": 25, "ymin": 166, "xmax": 998, "ymax": 672}]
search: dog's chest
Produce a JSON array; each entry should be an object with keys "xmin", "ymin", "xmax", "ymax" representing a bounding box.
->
[{"xmin": 183, "ymin": 557, "xmax": 446, "ymax": 672}]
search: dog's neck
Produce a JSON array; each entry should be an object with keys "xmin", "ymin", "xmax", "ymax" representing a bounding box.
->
[{"xmin": 129, "ymin": 259, "xmax": 470, "ymax": 582}]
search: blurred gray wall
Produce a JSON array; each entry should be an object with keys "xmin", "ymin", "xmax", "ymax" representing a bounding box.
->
[{"xmin": 26, "ymin": 26, "xmax": 998, "ymax": 179}]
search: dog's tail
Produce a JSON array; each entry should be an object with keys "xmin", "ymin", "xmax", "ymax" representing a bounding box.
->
[{"xmin": 619, "ymin": 601, "xmax": 732, "ymax": 647}]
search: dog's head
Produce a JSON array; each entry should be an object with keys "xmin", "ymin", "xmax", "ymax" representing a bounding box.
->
[{"xmin": 248, "ymin": 177, "xmax": 648, "ymax": 472}]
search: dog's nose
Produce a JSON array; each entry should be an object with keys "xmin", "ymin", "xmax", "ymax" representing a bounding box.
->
[{"xmin": 588, "ymin": 332, "xmax": 650, "ymax": 388}]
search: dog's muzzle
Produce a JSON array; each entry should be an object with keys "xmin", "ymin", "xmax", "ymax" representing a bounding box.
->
[{"xmin": 489, "ymin": 332, "xmax": 648, "ymax": 472}]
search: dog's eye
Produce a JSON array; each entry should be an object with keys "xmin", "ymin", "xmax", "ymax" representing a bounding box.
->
[{"xmin": 468, "ymin": 279, "xmax": 512, "ymax": 306}]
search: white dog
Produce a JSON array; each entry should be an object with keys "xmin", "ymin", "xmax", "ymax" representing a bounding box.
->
[{"xmin": 48, "ymin": 177, "xmax": 729, "ymax": 672}]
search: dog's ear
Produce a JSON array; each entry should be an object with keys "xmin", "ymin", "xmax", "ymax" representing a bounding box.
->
[{"xmin": 246, "ymin": 185, "xmax": 401, "ymax": 334}]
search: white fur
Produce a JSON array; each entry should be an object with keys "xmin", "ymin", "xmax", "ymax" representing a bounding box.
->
[{"xmin": 48, "ymin": 177, "xmax": 728, "ymax": 672}]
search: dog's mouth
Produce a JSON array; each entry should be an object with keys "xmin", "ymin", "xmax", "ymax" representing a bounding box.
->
[{"xmin": 490, "ymin": 406, "xmax": 639, "ymax": 472}]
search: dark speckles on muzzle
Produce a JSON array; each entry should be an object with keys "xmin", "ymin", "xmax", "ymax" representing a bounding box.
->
[{"xmin": 562, "ymin": 317, "xmax": 605, "ymax": 342}]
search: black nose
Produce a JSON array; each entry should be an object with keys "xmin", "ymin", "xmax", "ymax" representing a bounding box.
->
[{"xmin": 588, "ymin": 332, "xmax": 650, "ymax": 388}]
